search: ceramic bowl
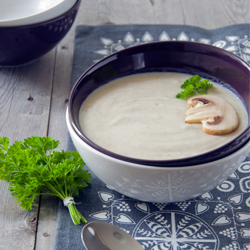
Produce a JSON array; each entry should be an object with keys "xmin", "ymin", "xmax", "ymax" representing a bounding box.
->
[
  {"xmin": 0, "ymin": 0, "xmax": 77, "ymax": 26},
  {"xmin": 67, "ymin": 41, "xmax": 250, "ymax": 203},
  {"xmin": 0, "ymin": 0, "xmax": 80, "ymax": 66}
]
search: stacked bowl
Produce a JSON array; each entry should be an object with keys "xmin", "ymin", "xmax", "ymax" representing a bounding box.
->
[{"xmin": 0, "ymin": 0, "xmax": 81, "ymax": 66}]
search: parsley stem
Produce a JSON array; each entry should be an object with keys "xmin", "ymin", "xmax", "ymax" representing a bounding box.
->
[
  {"xmin": 68, "ymin": 204, "xmax": 87, "ymax": 225},
  {"xmin": 45, "ymin": 182, "xmax": 65, "ymax": 200},
  {"xmin": 64, "ymin": 175, "xmax": 68, "ymax": 197},
  {"xmin": 53, "ymin": 178, "xmax": 66, "ymax": 197},
  {"xmin": 44, "ymin": 182, "xmax": 87, "ymax": 224}
]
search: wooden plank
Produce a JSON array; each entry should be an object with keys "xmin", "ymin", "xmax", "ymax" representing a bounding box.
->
[
  {"xmin": 34, "ymin": 3, "xmax": 86, "ymax": 248},
  {"xmin": 181, "ymin": 0, "xmax": 250, "ymax": 29},
  {"xmin": 0, "ymin": 179, "xmax": 39, "ymax": 250},
  {"xmin": 34, "ymin": 28, "xmax": 76, "ymax": 250},
  {"xmin": 0, "ymin": 52, "xmax": 55, "ymax": 142},
  {"xmin": 34, "ymin": 8, "xmax": 84, "ymax": 250},
  {"xmin": 71, "ymin": 0, "xmax": 250, "ymax": 27},
  {"xmin": 0, "ymin": 50, "xmax": 56, "ymax": 250}
]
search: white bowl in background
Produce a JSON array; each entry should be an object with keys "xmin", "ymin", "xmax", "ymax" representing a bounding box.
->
[
  {"xmin": 0, "ymin": 0, "xmax": 77, "ymax": 26},
  {"xmin": 0, "ymin": 0, "xmax": 81, "ymax": 65}
]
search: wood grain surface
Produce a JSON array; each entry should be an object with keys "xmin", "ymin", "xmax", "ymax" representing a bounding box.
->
[{"xmin": 0, "ymin": 0, "xmax": 249, "ymax": 249}]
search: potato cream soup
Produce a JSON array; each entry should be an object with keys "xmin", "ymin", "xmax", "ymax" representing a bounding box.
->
[{"xmin": 79, "ymin": 73, "xmax": 248, "ymax": 160}]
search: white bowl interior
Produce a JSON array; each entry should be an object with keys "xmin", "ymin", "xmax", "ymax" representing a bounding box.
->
[{"xmin": 0, "ymin": 0, "xmax": 77, "ymax": 26}]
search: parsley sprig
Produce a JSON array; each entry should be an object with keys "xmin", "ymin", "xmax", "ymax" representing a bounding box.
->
[
  {"xmin": 176, "ymin": 75, "xmax": 213, "ymax": 99},
  {"xmin": 0, "ymin": 136, "xmax": 91, "ymax": 225}
]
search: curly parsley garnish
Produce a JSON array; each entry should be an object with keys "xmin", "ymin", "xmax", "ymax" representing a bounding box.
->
[
  {"xmin": 0, "ymin": 136, "xmax": 91, "ymax": 225},
  {"xmin": 176, "ymin": 75, "xmax": 213, "ymax": 99}
]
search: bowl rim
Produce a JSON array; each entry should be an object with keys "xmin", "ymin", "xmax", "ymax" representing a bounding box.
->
[
  {"xmin": 68, "ymin": 40, "xmax": 250, "ymax": 167},
  {"xmin": 0, "ymin": 0, "xmax": 77, "ymax": 27}
]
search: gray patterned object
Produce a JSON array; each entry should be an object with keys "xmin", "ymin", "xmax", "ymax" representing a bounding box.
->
[{"xmin": 54, "ymin": 24, "xmax": 250, "ymax": 250}]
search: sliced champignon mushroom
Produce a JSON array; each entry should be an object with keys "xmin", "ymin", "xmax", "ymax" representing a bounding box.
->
[{"xmin": 185, "ymin": 95, "xmax": 239, "ymax": 135}]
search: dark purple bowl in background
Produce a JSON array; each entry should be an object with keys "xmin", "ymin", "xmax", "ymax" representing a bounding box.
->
[
  {"xmin": 68, "ymin": 41, "xmax": 250, "ymax": 167},
  {"xmin": 0, "ymin": 0, "xmax": 81, "ymax": 66}
]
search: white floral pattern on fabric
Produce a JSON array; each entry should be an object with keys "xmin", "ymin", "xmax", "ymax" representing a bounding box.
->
[{"xmin": 94, "ymin": 31, "xmax": 250, "ymax": 64}]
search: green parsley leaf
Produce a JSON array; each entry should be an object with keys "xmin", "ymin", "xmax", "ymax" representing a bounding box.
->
[
  {"xmin": 0, "ymin": 136, "xmax": 91, "ymax": 225},
  {"xmin": 176, "ymin": 75, "xmax": 213, "ymax": 99}
]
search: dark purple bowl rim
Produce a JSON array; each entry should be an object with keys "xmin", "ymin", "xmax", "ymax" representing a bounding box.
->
[
  {"xmin": 0, "ymin": 0, "xmax": 81, "ymax": 29},
  {"xmin": 68, "ymin": 40, "xmax": 250, "ymax": 167}
]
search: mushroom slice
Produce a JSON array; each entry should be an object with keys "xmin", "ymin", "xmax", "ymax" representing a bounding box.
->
[{"xmin": 185, "ymin": 95, "xmax": 239, "ymax": 135}]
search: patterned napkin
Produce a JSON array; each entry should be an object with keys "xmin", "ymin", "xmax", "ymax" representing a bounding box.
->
[{"xmin": 54, "ymin": 24, "xmax": 250, "ymax": 250}]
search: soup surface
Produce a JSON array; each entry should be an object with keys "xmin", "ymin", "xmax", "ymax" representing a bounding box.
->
[{"xmin": 79, "ymin": 73, "xmax": 248, "ymax": 160}]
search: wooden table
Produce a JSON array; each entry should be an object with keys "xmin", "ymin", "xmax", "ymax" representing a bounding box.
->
[{"xmin": 0, "ymin": 1, "xmax": 249, "ymax": 249}]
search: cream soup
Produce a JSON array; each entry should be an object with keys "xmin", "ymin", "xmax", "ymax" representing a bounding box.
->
[{"xmin": 79, "ymin": 73, "xmax": 248, "ymax": 160}]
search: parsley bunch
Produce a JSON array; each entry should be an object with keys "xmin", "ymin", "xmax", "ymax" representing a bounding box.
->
[
  {"xmin": 0, "ymin": 136, "xmax": 91, "ymax": 225},
  {"xmin": 176, "ymin": 75, "xmax": 213, "ymax": 99}
]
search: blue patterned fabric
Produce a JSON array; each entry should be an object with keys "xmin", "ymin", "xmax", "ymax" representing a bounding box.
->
[{"xmin": 54, "ymin": 24, "xmax": 250, "ymax": 250}]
